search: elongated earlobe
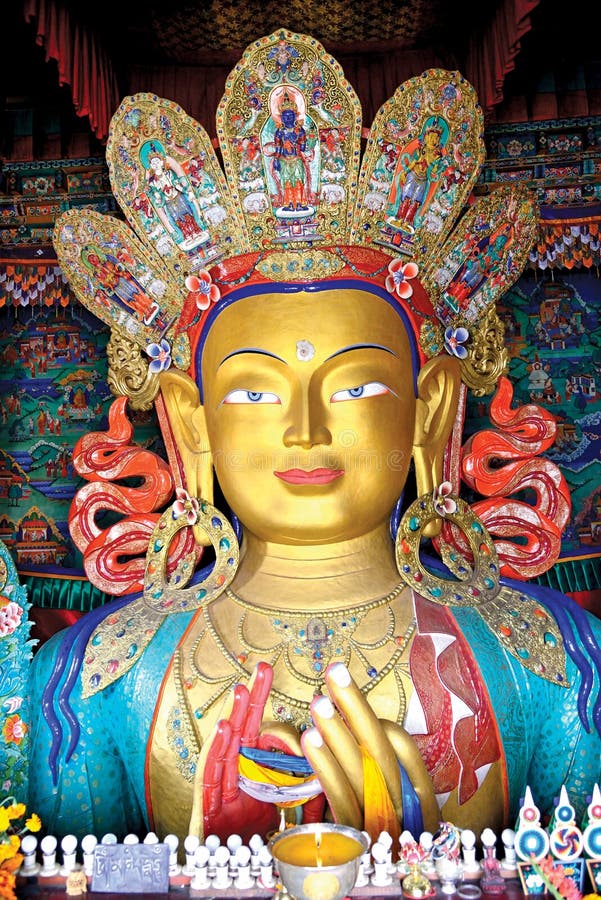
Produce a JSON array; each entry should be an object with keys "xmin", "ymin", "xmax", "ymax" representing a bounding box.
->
[
  {"xmin": 159, "ymin": 369, "xmax": 214, "ymax": 507},
  {"xmin": 412, "ymin": 355, "xmax": 461, "ymax": 536}
]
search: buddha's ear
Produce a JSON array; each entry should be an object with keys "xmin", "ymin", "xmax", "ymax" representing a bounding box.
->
[
  {"xmin": 158, "ymin": 369, "xmax": 213, "ymax": 505},
  {"xmin": 412, "ymin": 355, "xmax": 461, "ymax": 537}
]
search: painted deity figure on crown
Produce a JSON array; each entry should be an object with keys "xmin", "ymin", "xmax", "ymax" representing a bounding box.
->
[{"xmin": 29, "ymin": 31, "xmax": 601, "ymax": 848}]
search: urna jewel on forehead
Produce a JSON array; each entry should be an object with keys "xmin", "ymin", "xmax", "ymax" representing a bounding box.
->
[{"xmin": 52, "ymin": 28, "xmax": 538, "ymax": 409}]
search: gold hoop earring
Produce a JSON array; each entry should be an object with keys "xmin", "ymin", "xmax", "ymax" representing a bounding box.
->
[
  {"xmin": 394, "ymin": 483, "xmax": 567, "ymax": 687},
  {"xmin": 143, "ymin": 490, "xmax": 239, "ymax": 613},
  {"xmin": 395, "ymin": 482, "xmax": 500, "ymax": 605},
  {"xmin": 81, "ymin": 491, "xmax": 239, "ymax": 698}
]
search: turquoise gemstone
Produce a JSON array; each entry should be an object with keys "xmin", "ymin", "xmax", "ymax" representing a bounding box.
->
[
  {"xmin": 196, "ymin": 589, "xmax": 207, "ymax": 600},
  {"xmin": 409, "ymin": 516, "xmax": 420, "ymax": 531},
  {"xmin": 219, "ymin": 537, "xmax": 230, "ymax": 551},
  {"xmin": 429, "ymin": 586, "xmax": 443, "ymax": 597},
  {"xmin": 153, "ymin": 539, "xmax": 163, "ymax": 552},
  {"xmin": 471, "ymin": 522, "xmax": 482, "ymax": 534},
  {"xmin": 544, "ymin": 632, "xmax": 557, "ymax": 647}
]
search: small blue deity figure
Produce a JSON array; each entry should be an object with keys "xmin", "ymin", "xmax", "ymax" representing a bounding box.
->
[{"xmin": 273, "ymin": 93, "xmax": 309, "ymax": 212}]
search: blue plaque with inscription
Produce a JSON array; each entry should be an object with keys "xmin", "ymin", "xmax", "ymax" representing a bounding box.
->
[{"xmin": 91, "ymin": 843, "xmax": 170, "ymax": 893}]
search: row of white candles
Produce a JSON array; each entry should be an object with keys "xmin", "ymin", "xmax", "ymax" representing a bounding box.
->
[{"xmin": 18, "ymin": 826, "xmax": 520, "ymax": 887}]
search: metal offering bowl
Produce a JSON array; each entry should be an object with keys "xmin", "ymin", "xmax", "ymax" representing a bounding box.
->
[{"xmin": 269, "ymin": 823, "xmax": 368, "ymax": 900}]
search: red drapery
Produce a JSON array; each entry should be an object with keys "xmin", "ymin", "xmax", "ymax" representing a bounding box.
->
[
  {"xmin": 23, "ymin": 0, "xmax": 120, "ymax": 142},
  {"xmin": 23, "ymin": 0, "xmax": 543, "ymax": 144},
  {"xmin": 465, "ymin": 0, "xmax": 540, "ymax": 116}
]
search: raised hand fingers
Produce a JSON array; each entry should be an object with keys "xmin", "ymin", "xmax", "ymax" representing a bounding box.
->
[
  {"xmin": 222, "ymin": 683, "xmax": 250, "ymax": 801},
  {"xmin": 324, "ymin": 662, "xmax": 402, "ymax": 818},
  {"xmin": 214, "ymin": 664, "xmax": 273, "ymax": 801},
  {"xmin": 243, "ymin": 661, "xmax": 273, "ymax": 748},
  {"xmin": 301, "ymin": 726, "xmax": 362, "ymax": 830},
  {"xmin": 310, "ymin": 695, "xmax": 364, "ymax": 812},
  {"xmin": 382, "ymin": 720, "xmax": 439, "ymax": 833},
  {"xmin": 197, "ymin": 718, "xmax": 232, "ymax": 820}
]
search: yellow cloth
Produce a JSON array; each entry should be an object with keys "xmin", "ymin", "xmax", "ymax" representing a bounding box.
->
[{"xmin": 361, "ymin": 746, "xmax": 400, "ymax": 842}]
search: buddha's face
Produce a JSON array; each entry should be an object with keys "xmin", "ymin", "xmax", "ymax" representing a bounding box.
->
[{"xmin": 199, "ymin": 289, "xmax": 418, "ymax": 544}]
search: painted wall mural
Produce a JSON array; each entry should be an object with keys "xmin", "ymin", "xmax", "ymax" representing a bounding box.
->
[
  {"xmin": 467, "ymin": 270, "xmax": 601, "ymax": 559},
  {"xmin": 0, "ymin": 269, "xmax": 160, "ymax": 575}
]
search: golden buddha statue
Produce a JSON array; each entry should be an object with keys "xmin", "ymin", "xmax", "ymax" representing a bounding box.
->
[{"xmin": 29, "ymin": 30, "xmax": 601, "ymax": 848}]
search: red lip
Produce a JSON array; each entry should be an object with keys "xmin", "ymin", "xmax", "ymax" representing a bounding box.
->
[{"xmin": 274, "ymin": 468, "xmax": 345, "ymax": 485}]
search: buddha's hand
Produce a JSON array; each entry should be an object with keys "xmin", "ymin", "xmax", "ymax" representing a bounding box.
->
[
  {"xmin": 188, "ymin": 662, "xmax": 310, "ymax": 842},
  {"xmin": 300, "ymin": 662, "xmax": 439, "ymax": 835}
]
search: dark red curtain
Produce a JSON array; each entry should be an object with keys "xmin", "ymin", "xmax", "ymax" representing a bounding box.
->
[
  {"xmin": 23, "ymin": 0, "xmax": 546, "ymax": 144},
  {"xmin": 23, "ymin": 0, "xmax": 120, "ymax": 142},
  {"xmin": 465, "ymin": 0, "xmax": 540, "ymax": 116}
]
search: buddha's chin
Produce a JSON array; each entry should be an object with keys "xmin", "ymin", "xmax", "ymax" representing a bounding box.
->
[{"xmin": 235, "ymin": 508, "xmax": 390, "ymax": 547}]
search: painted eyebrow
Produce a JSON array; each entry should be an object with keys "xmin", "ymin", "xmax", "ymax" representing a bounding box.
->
[
  {"xmin": 324, "ymin": 343, "xmax": 399, "ymax": 362},
  {"xmin": 218, "ymin": 347, "xmax": 288, "ymax": 367}
]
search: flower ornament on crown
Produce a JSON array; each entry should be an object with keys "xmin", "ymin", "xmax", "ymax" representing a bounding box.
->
[{"xmin": 53, "ymin": 28, "xmax": 538, "ymax": 409}]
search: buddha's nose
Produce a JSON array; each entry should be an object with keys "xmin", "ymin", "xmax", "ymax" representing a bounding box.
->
[{"xmin": 283, "ymin": 389, "xmax": 332, "ymax": 449}]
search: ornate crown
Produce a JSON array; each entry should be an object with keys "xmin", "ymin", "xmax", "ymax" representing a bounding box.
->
[{"xmin": 53, "ymin": 29, "xmax": 538, "ymax": 409}]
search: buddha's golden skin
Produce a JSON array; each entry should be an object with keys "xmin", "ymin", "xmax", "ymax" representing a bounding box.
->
[{"xmin": 150, "ymin": 289, "xmax": 508, "ymax": 841}]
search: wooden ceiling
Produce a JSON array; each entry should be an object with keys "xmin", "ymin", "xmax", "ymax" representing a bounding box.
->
[{"xmin": 73, "ymin": 0, "xmax": 492, "ymax": 66}]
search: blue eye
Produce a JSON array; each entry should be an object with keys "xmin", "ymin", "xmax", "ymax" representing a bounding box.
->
[
  {"xmin": 330, "ymin": 382, "xmax": 390, "ymax": 403},
  {"xmin": 222, "ymin": 389, "xmax": 281, "ymax": 405}
]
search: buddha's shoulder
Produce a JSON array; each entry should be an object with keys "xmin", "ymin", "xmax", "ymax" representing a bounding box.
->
[
  {"xmin": 30, "ymin": 601, "xmax": 195, "ymax": 704},
  {"xmin": 450, "ymin": 581, "xmax": 601, "ymax": 692}
]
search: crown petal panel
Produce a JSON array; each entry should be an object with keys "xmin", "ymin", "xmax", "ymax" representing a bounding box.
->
[
  {"xmin": 423, "ymin": 185, "xmax": 539, "ymax": 320},
  {"xmin": 352, "ymin": 69, "xmax": 486, "ymax": 268},
  {"xmin": 106, "ymin": 93, "xmax": 249, "ymax": 282},
  {"xmin": 53, "ymin": 208, "xmax": 184, "ymax": 350},
  {"xmin": 420, "ymin": 186, "xmax": 539, "ymax": 394},
  {"xmin": 216, "ymin": 30, "xmax": 362, "ymax": 250}
]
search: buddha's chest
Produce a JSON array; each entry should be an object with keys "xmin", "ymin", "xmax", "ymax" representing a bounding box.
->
[{"xmin": 145, "ymin": 593, "xmax": 505, "ymax": 841}]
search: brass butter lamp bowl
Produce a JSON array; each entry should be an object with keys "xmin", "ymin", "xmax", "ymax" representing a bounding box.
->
[{"xmin": 269, "ymin": 823, "xmax": 369, "ymax": 900}]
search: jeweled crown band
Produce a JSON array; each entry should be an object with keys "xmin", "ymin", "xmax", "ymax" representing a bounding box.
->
[{"xmin": 177, "ymin": 245, "xmax": 436, "ymax": 390}]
